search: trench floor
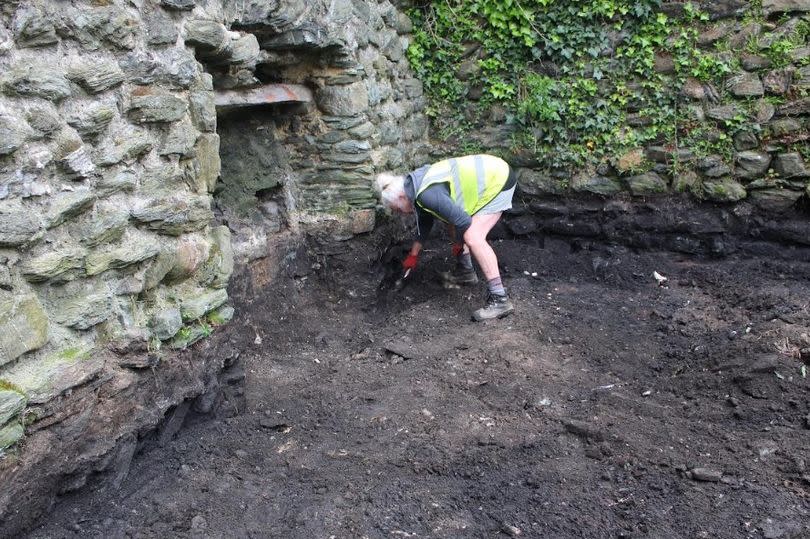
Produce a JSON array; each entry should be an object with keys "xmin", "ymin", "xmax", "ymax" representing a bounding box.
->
[{"xmin": 27, "ymin": 237, "xmax": 810, "ymax": 538}]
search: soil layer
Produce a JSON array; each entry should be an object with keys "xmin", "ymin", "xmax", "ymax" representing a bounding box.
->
[{"xmin": 25, "ymin": 234, "xmax": 810, "ymax": 538}]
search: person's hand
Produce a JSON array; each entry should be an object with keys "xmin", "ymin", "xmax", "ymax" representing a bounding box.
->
[
  {"xmin": 451, "ymin": 243, "xmax": 464, "ymax": 258},
  {"xmin": 402, "ymin": 254, "xmax": 419, "ymax": 271}
]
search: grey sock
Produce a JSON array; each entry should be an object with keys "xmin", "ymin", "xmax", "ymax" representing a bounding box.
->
[
  {"xmin": 487, "ymin": 276, "xmax": 506, "ymax": 296},
  {"xmin": 457, "ymin": 252, "xmax": 474, "ymax": 271}
]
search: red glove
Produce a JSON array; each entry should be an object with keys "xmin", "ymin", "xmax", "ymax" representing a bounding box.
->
[
  {"xmin": 451, "ymin": 243, "xmax": 465, "ymax": 257},
  {"xmin": 402, "ymin": 254, "xmax": 419, "ymax": 271}
]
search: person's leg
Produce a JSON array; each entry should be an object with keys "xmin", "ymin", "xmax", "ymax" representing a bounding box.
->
[{"xmin": 463, "ymin": 212, "xmax": 502, "ymax": 281}]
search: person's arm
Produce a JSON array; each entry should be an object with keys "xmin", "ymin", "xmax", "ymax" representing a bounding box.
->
[{"xmin": 417, "ymin": 184, "xmax": 472, "ymax": 240}]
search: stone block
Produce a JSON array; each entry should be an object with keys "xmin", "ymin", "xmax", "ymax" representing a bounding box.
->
[
  {"xmin": 707, "ymin": 104, "xmax": 743, "ymax": 122},
  {"xmin": 0, "ymin": 202, "xmax": 43, "ymax": 246},
  {"xmin": 26, "ymin": 106, "xmax": 63, "ymax": 137},
  {"xmin": 184, "ymin": 19, "xmax": 228, "ymax": 50},
  {"xmin": 160, "ymin": 117, "xmax": 197, "ymax": 157},
  {"xmin": 571, "ymin": 174, "xmax": 623, "ymax": 196},
  {"xmin": 164, "ymin": 238, "xmax": 210, "ymax": 283},
  {"xmin": 131, "ymin": 195, "xmax": 213, "ymax": 235},
  {"xmin": 46, "ymin": 189, "xmax": 97, "ymax": 229},
  {"xmin": 0, "ymin": 294, "xmax": 49, "ymax": 366},
  {"xmin": 12, "ymin": 5, "xmax": 58, "ymax": 48},
  {"xmin": 151, "ymin": 308, "xmax": 183, "ymax": 341},
  {"xmin": 517, "ymin": 169, "xmax": 568, "ymax": 196},
  {"xmin": 143, "ymin": 250, "xmax": 176, "ymax": 290},
  {"xmin": 127, "ymin": 89, "xmax": 188, "ymax": 124},
  {"xmin": 3, "ymin": 65, "xmax": 71, "ymax": 101},
  {"xmin": 796, "ymin": 65, "xmax": 810, "ymax": 89},
  {"xmin": 162, "ymin": 0, "xmax": 196, "ymax": 11},
  {"xmin": 67, "ymin": 105, "xmax": 116, "ymax": 140},
  {"xmin": 763, "ymin": 0, "xmax": 810, "ymax": 15},
  {"xmin": 0, "ymin": 115, "xmax": 26, "ymax": 156},
  {"xmin": 228, "ymin": 34, "xmax": 261, "ymax": 65},
  {"xmin": 627, "ymin": 172, "xmax": 668, "ymax": 196},
  {"xmin": 189, "ymin": 87, "xmax": 217, "ymax": 133},
  {"xmin": 145, "ymin": 9, "xmax": 178, "ymax": 45},
  {"xmin": 97, "ymin": 170, "xmax": 137, "ymax": 196},
  {"xmin": 0, "ymin": 422, "xmax": 23, "ymax": 451},
  {"xmin": 193, "ymin": 134, "xmax": 221, "ymax": 193},
  {"xmin": 2, "ymin": 346, "xmax": 104, "ymax": 404},
  {"xmin": 67, "ymin": 60, "xmax": 124, "ymax": 94},
  {"xmin": 734, "ymin": 131, "xmax": 759, "ymax": 151},
  {"xmin": 21, "ymin": 248, "xmax": 86, "ymax": 283},
  {"xmin": 316, "ymin": 82, "xmax": 370, "ymax": 116},
  {"xmin": 85, "ymin": 237, "xmax": 160, "ymax": 276},
  {"xmin": 673, "ymin": 170, "xmax": 702, "ymax": 195},
  {"xmin": 180, "ymin": 289, "xmax": 228, "ymax": 321},
  {"xmin": 769, "ymin": 118, "xmax": 802, "ymax": 136},
  {"xmin": 0, "ymin": 389, "xmax": 26, "ymax": 427},
  {"xmin": 702, "ymin": 178, "xmax": 747, "ymax": 202},
  {"xmin": 763, "ymin": 69, "xmax": 793, "ymax": 95},
  {"xmin": 749, "ymin": 188, "xmax": 804, "ymax": 212},
  {"xmin": 777, "ymin": 98, "xmax": 810, "ymax": 116},
  {"xmin": 201, "ymin": 226, "xmax": 234, "ymax": 289},
  {"xmin": 740, "ymin": 53, "xmax": 772, "ymax": 71},
  {"xmin": 736, "ymin": 151, "xmax": 772, "ymax": 180},
  {"xmin": 80, "ymin": 211, "xmax": 130, "ymax": 247},
  {"xmin": 61, "ymin": 146, "xmax": 96, "ymax": 179},
  {"xmin": 52, "ymin": 291, "xmax": 112, "ymax": 330},
  {"xmin": 95, "ymin": 125, "xmax": 154, "ymax": 167},
  {"xmin": 772, "ymin": 152, "xmax": 808, "ymax": 178},
  {"xmin": 119, "ymin": 49, "xmax": 198, "ymax": 89}
]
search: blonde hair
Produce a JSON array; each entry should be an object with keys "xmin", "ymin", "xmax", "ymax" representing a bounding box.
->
[{"xmin": 375, "ymin": 172, "xmax": 406, "ymax": 210}]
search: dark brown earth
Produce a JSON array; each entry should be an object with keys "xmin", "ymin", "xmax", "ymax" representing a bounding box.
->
[{"xmin": 25, "ymin": 231, "xmax": 810, "ymax": 539}]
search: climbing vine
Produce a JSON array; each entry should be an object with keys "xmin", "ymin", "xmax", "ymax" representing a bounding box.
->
[{"xmin": 407, "ymin": 0, "xmax": 736, "ymax": 170}]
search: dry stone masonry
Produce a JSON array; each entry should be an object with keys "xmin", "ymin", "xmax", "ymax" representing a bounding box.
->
[{"xmin": 0, "ymin": 0, "xmax": 427, "ymax": 534}]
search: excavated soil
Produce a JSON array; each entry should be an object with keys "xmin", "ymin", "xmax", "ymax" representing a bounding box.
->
[{"xmin": 26, "ymin": 233, "xmax": 810, "ymax": 539}]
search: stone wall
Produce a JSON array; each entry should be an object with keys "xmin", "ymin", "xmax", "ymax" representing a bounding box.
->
[{"xmin": 0, "ymin": 0, "xmax": 428, "ymax": 534}]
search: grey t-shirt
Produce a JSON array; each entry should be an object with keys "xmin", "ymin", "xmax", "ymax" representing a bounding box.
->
[{"xmin": 405, "ymin": 167, "xmax": 471, "ymax": 242}]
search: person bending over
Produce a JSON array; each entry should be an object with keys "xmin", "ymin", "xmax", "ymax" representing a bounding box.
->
[{"xmin": 376, "ymin": 153, "xmax": 516, "ymax": 321}]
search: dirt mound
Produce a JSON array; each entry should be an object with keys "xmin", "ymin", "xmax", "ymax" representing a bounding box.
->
[{"xmin": 26, "ymin": 235, "xmax": 810, "ymax": 538}]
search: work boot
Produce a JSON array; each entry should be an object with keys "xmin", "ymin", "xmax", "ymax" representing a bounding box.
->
[
  {"xmin": 441, "ymin": 266, "xmax": 479, "ymax": 286},
  {"xmin": 472, "ymin": 293, "xmax": 514, "ymax": 322}
]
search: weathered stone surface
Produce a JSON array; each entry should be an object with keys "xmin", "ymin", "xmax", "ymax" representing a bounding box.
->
[
  {"xmin": 162, "ymin": 0, "xmax": 196, "ymax": 11},
  {"xmin": 52, "ymin": 291, "xmax": 112, "ymax": 330},
  {"xmin": 707, "ymin": 104, "xmax": 743, "ymax": 122},
  {"xmin": 67, "ymin": 60, "xmax": 124, "ymax": 94},
  {"xmin": 0, "ymin": 294, "xmax": 49, "ymax": 366},
  {"xmin": 127, "ymin": 90, "xmax": 188, "ymax": 124},
  {"xmin": 796, "ymin": 65, "xmax": 810, "ymax": 89},
  {"xmin": 740, "ymin": 53, "xmax": 772, "ymax": 71},
  {"xmin": 26, "ymin": 106, "xmax": 63, "ymax": 137},
  {"xmin": 571, "ymin": 174, "xmax": 623, "ymax": 196},
  {"xmin": 190, "ymin": 86, "xmax": 217, "ymax": 132},
  {"xmin": 193, "ymin": 134, "xmax": 220, "ymax": 193},
  {"xmin": 749, "ymin": 188, "xmax": 804, "ymax": 212},
  {"xmin": 777, "ymin": 98, "xmax": 810, "ymax": 116},
  {"xmin": 228, "ymin": 34, "xmax": 261, "ymax": 65},
  {"xmin": 85, "ymin": 237, "xmax": 160, "ymax": 276},
  {"xmin": 119, "ymin": 49, "xmax": 198, "ymax": 89},
  {"xmin": 626, "ymin": 172, "xmax": 668, "ymax": 196},
  {"xmin": 143, "ymin": 250, "xmax": 175, "ymax": 290},
  {"xmin": 46, "ymin": 189, "xmax": 96, "ymax": 228},
  {"xmin": 755, "ymin": 100, "xmax": 776, "ymax": 123},
  {"xmin": 80, "ymin": 211, "xmax": 130, "ymax": 247},
  {"xmin": 3, "ymin": 65, "xmax": 71, "ymax": 101},
  {"xmin": 736, "ymin": 151, "xmax": 772, "ymax": 180},
  {"xmin": 2, "ymin": 346, "xmax": 104, "ymax": 404},
  {"xmin": 67, "ymin": 105, "xmax": 116, "ymax": 140},
  {"xmin": 95, "ymin": 125, "xmax": 154, "ymax": 166},
  {"xmin": 763, "ymin": 0, "xmax": 810, "ymax": 15},
  {"xmin": 673, "ymin": 170, "xmax": 702, "ymax": 195},
  {"xmin": 316, "ymin": 82, "xmax": 370, "ymax": 116},
  {"xmin": 61, "ymin": 146, "xmax": 96, "ymax": 179},
  {"xmin": 734, "ymin": 131, "xmax": 759, "ymax": 151},
  {"xmin": 131, "ymin": 195, "xmax": 213, "ymax": 235},
  {"xmin": 152, "ymin": 308, "xmax": 183, "ymax": 341},
  {"xmin": 728, "ymin": 72, "xmax": 764, "ymax": 97},
  {"xmin": 202, "ymin": 226, "xmax": 233, "ymax": 289},
  {"xmin": 164, "ymin": 238, "xmax": 210, "ymax": 283},
  {"xmin": 763, "ymin": 69, "xmax": 793, "ymax": 95},
  {"xmin": 184, "ymin": 19, "xmax": 227, "ymax": 50},
  {"xmin": 769, "ymin": 118, "xmax": 802, "ymax": 136},
  {"xmin": 62, "ymin": 6, "xmax": 139, "ymax": 51},
  {"xmin": 0, "ymin": 202, "xmax": 43, "ymax": 246},
  {"xmin": 97, "ymin": 170, "xmax": 137, "ymax": 195},
  {"xmin": 0, "ymin": 390, "xmax": 26, "ymax": 427},
  {"xmin": 703, "ymin": 178, "xmax": 747, "ymax": 202},
  {"xmin": 160, "ymin": 117, "xmax": 197, "ymax": 157},
  {"xmin": 180, "ymin": 289, "xmax": 228, "ymax": 321},
  {"xmin": 12, "ymin": 6, "xmax": 58, "ymax": 48},
  {"xmin": 144, "ymin": 10, "xmax": 178, "ymax": 45},
  {"xmin": 772, "ymin": 152, "xmax": 808, "ymax": 178},
  {"xmin": 21, "ymin": 248, "xmax": 86, "ymax": 283},
  {"xmin": 0, "ymin": 423, "xmax": 24, "ymax": 451},
  {"xmin": 0, "ymin": 116, "xmax": 26, "ymax": 156}
]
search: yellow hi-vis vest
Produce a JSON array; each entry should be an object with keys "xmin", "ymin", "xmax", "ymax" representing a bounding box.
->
[{"xmin": 415, "ymin": 154, "xmax": 510, "ymax": 217}]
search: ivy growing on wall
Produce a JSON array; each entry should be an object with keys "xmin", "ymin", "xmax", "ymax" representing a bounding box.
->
[{"xmin": 407, "ymin": 0, "xmax": 736, "ymax": 170}]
